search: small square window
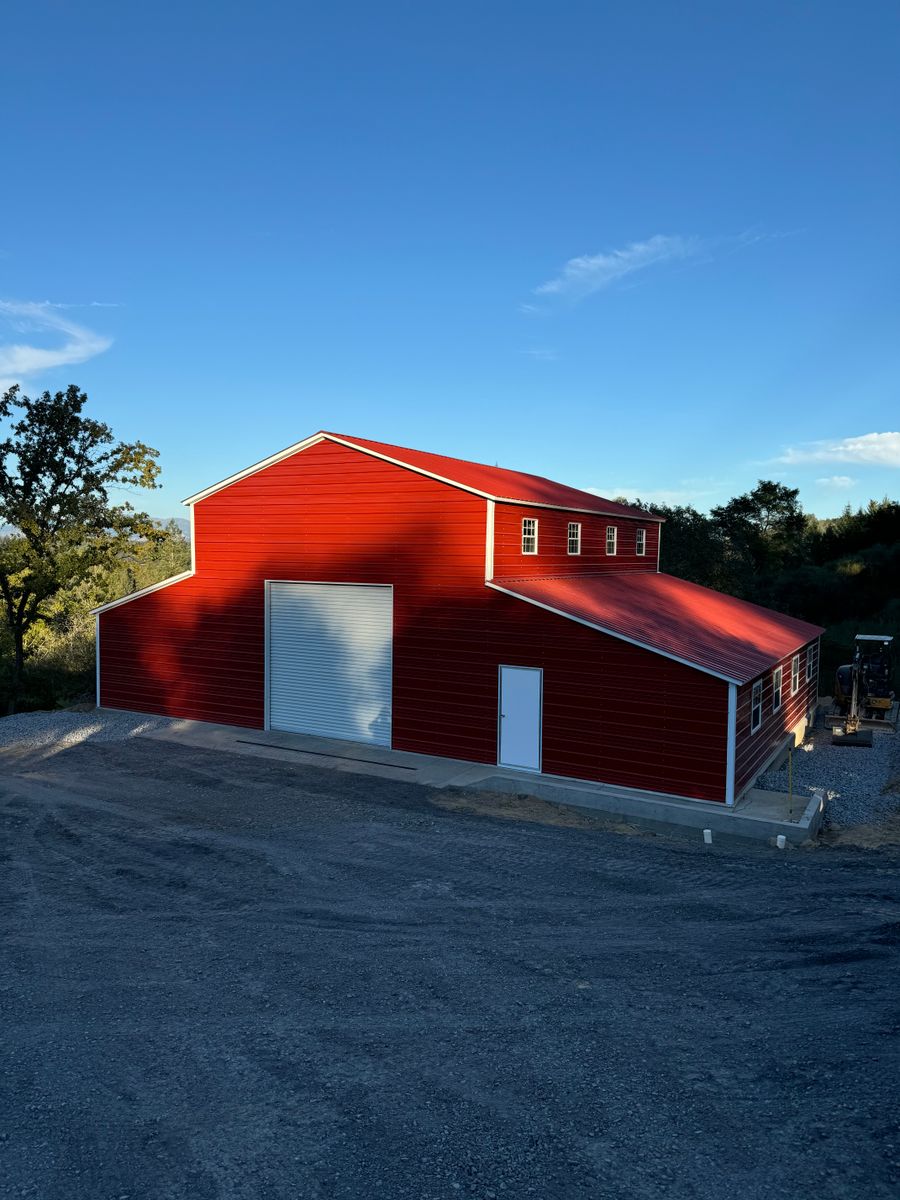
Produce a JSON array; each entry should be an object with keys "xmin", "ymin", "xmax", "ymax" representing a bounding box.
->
[
  {"xmin": 751, "ymin": 680, "xmax": 763, "ymax": 733},
  {"xmin": 773, "ymin": 666, "xmax": 783, "ymax": 713},
  {"xmin": 635, "ymin": 528, "xmax": 646, "ymax": 556},
  {"xmin": 522, "ymin": 518, "xmax": 538, "ymax": 555},
  {"xmin": 567, "ymin": 522, "xmax": 581, "ymax": 555},
  {"xmin": 791, "ymin": 654, "xmax": 800, "ymax": 696},
  {"xmin": 606, "ymin": 526, "xmax": 617, "ymax": 555}
]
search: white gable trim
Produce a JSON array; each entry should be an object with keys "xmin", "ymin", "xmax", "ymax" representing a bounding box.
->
[
  {"xmin": 181, "ymin": 430, "xmax": 662, "ymax": 521},
  {"xmin": 90, "ymin": 570, "xmax": 193, "ymax": 615},
  {"xmin": 90, "ymin": 508, "xmax": 196, "ymax": 615},
  {"xmin": 182, "ymin": 432, "xmax": 329, "ymax": 505},
  {"xmin": 324, "ymin": 434, "xmax": 498, "ymax": 503},
  {"xmin": 485, "ymin": 581, "xmax": 739, "ymax": 684}
]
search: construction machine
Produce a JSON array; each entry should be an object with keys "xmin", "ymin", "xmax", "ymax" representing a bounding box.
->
[{"xmin": 829, "ymin": 635, "xmax": 897, "ymax": 747}]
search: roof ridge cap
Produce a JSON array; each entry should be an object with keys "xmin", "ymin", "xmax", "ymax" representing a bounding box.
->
[{"xmin": 327, "ymin": 432, "xmax": 660, "ymax": 519}]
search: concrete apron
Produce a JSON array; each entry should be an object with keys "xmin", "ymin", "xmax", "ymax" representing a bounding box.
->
[{"xmin": 136, "ymin": 714, "xmax": 826, "ymax": 846}]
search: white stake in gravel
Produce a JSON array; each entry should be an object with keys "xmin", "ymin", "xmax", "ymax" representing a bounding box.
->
[
  {"xmin": 703, "ymin": 828, "xmax": 713, "ymax": 844},
  {"xmin": 776, "ymin": 834, "xmax": 787, "ymax": 850}
]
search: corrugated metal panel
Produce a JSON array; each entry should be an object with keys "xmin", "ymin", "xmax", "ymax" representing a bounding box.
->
[
  {"xmin": 491, "ymin": 504, "xmax": 659, "ymax": 579},
  {"xmin": 183, "ymin": 429, "xmax": 662, "ymax": 520},
  {"xmin": 328, "ymin": 433, "xmax": 659, "ymax": 519},
  {"xmin": 734, "ymin": 641, "xmax": 819, "ymax": 796},
  {"xmin": 467, "ymin": 587, "xmax": 729, "ymax": 802},
  {"xmin": 99, "ymin": 438, "xmax": 730, "ymax": 802},
  {"xmin": 268, "ymin": 582, "xmax": 392, "ymax": 745},
  {"xmin": 490, "ymin": 574, "xmax": 825, "ymax": 685},
  {"xmin": 99, "ymin": 440, "xmax": 488, "ymax": 731}
]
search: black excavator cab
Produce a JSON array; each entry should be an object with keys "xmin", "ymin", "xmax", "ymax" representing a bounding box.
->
[{"xmin": 831, "ymin": 635, "xmax": 896, "ymax": 746}]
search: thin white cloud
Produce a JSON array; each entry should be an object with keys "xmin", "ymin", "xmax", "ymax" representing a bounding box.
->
[
  {"xmin": 521, "ymin": 347, "xmax": 557, "ymax": 362},
  {"xmin": 589, "ymin": 480, "xmax": 721, "ymax": 506},
  {"xmin": 815, "ymin": 475, "xmax": 857, "ymax": 489},
  {"xmin": 533, "ymin": 234, "xmax": 700, "ymax": 302},
  {"xmin": 0, "ymin": 299, "xmax": 112, "ymax": 391},
  {"xmin": 776, "ymin": 433, "xmax": 900, "ymax": 467}
]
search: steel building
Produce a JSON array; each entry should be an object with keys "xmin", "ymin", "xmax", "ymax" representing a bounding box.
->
[{"xmin": 94, "ymin": 432, "xmax": 823, "ymax": 804}]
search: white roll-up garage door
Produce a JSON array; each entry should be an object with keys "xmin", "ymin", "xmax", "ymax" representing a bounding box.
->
[{"xmin": 267, "ymin": 582, "xmax": 393, "ymax": 745}]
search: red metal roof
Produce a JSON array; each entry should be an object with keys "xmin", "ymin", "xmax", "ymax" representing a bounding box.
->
[
  {"xmin": 491, "ymin": 572, "xmax": 825, "ymax": 684},
  {"xmin": 326, "ymin": 433, "xmax": 660, "ymax": 520}
]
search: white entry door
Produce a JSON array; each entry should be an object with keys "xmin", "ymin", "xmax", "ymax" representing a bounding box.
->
[{"xmin": 498, "ymin": 666, "xmax": 542, "ymax": 771}]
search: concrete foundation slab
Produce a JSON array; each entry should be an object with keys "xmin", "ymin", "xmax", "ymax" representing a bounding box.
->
[
  {"xmin": 128, "ymin": 710, "xmax": 827, "ymax": 845},
  {"xmin": 452, "ymin": 771, "xmax": 826, "ymax": 845}
]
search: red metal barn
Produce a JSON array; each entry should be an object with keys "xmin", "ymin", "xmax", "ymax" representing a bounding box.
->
[{"xmin": 95, "ymin": 432, "xmax": 823, "ymax": 805}]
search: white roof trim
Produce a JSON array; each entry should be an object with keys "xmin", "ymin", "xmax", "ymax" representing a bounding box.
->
[
  {"xmin": 486, "ymin": 581, "xmax": 739, "ymax": 684},
  {"xmin": 92, "ymin": 510, "xmax": 197, "ymax": 615},
  {"xmin": 182, "ymin": 432, "xmax": 328, "ymax": 505},
  {"xmin": 182, "ymin": 430, "xmax": 662, "ymax": 521},
  {"xmin": 90, "ymin": 570, "xmax": 194, "ymax": 615}
]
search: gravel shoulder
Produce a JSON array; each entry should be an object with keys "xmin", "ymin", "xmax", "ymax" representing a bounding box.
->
[
  {"xmin": 759, "ymin": 717, "xmax": 900, "ymax": 829},
  {"xmin": 1, "ymin": 715, "xmax": 899, "ymax": 1199},
  {"xmin": 0, "ymin": 707, "xmax": 177, "ymax": 752}
]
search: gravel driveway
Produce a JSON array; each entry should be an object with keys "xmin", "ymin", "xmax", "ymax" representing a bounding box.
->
[
  {"xmin": 759, "ymin": 717, "xmax": 900, "ymax": 827},
  {"xmin": 1, "ymin": 721, "xmax": 899, "ymax": 1199}
]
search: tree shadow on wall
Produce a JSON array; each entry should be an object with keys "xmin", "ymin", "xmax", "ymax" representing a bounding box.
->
[{"xmin": 99, "ymin": 514, "xmax": 497, "ymax": 748}]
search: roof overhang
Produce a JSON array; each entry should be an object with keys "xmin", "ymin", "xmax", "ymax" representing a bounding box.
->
[
  {"xmin": 487, "ymin": 581, "xmax": 740, "ymax": 683},
  {"xmin": 181, "ymin": 431, "xmax": 664, "ymax": 521},
  {"xmin": 90, "ymin": 570, "xmax": 194, "ymax": 615},
  {"xmin": 488, "ymin": 575, "xmax": 825, "ymax": 686}
]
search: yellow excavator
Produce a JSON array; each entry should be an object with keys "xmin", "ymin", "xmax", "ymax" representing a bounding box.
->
[{"xmin": 829, "ymin": 635, "xmax": 897, "ymax": 747}]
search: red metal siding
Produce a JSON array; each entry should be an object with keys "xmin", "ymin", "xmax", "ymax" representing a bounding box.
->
[
  {"xmin": 488, "ymin": 573, "xmax": 823, "ymax": 685},
  {"xmin": 328, "ymin": 432, "xmax": 657, "ymax": 519},
  {"xmin": 100, "ymin": 440, "xmax": 726, "ymax": 801},
  {"xmin": 482, "ymin": 591, "xmax": 728, "ymax": 801},
  {"xmin": 734, "ymin": 640, "xmax": 820, "ymax": 797},
  {"xmin": 100, "ymin": 440, "xmax": 489, "ymax": 729},
  {"xmin": 492, "ymin": 504, "xmax": 659, "ymax": 579}
]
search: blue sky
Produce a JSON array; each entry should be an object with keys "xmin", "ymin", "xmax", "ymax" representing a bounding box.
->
[{"xmin": 2, "ymin": 0, "xmax": 899, "ymax": 519}]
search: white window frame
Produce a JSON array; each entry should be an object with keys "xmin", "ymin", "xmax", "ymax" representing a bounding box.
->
[
  {"xmin": 567, "ymin": 521, "xmax": 581, "ymax": 555},
  {"xmin": 606, "ymin": 525, "xmax": 617, "ymax": 556},
  {"xmin": 521, "ymin": 518, "xmax": 538, "ymax": 555},
  {"xmin": 772, "ymin": 665, "xmax": 783, "ymax": 714},
  {"xmin": 805, "ymin": 642, "xmax": 819, "ymax": 685},
  {"xmin": 635, "ymin": 527, "xmax": 646, "ymax": 556},
  {"xmin": 750, "ymin": 680, "xmax": 763, "ymax": 733},
  {"xmin": 791, "ymin": 654, "xmax": 800, "ymax": 697}
]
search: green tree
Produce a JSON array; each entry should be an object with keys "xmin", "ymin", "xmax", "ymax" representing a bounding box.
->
[
  {"xmin": 710, "ymin": 480, "xmax": 808, "ymax": 595},
  {"xmin": 0, "ymin": 383, "xmax": 162, "ymax": 711},
  {"xmin": 637, "ymin": 503, "xmax": 724, "ymax": 588},
  {"xmin": 813, "ymin": 498, "xmax": 900, "ymax": 563}
]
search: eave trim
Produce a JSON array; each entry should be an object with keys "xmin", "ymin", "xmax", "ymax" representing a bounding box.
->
[
  {"xmin": 486, "ymin": 581, "xmax": 740, "ymax": 684},
  {"xmin": 89, "ymin": 570, "xmax": 194, "ymax": 615},
  {"xmin": 90, "ymin": 510, "xmax": 197, "ymax": 615},
  {"xmin": 181, "ymin": 431, "xmax": 663, "ymax": 521}
]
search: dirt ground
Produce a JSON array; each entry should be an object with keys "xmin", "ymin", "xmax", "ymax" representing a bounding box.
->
[
  {"xmin": 823, "ymin": 811, "xmax": 900, "ymax": 849},
  {"xmin": 820, "ymin": 773, "xmax": 900, "ymax": 849},
  {"xmin": 1, "ymin": 733, "xmax": 899, "ymax": 1200}
]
